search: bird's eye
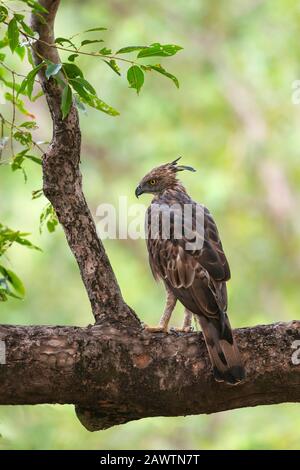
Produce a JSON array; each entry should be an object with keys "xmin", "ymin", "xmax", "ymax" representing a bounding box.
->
[{"xmin": 149, "ymin": 179, "xmax": 157, "ymax": 185}]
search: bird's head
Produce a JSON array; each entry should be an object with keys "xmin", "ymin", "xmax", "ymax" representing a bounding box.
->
[{"xmin": 135, "ymin": 157, "xmax": 196, "ymax": 198}]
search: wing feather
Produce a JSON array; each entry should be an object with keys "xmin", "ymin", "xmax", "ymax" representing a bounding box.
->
[{"xmin": 146, "ymin": 202, "xmax": 230, "ymax": 316}]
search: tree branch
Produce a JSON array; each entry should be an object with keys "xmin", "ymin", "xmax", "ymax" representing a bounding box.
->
[
  {"xmin": 0, "ymin": 321, "xmax": 299, "ymax": 430},
  {"xmin": 30, "ymin": 0, "xmax": 139, "ymax": 327}
]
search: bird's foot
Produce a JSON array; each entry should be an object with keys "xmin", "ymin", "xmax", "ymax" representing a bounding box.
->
[
  {"xmin": 170, "ymin": 326, "xmax": 194, "ymax": 333},
  {"xmin": 143, "ymin": 324, "xmax": 169, "ymax": 333}
]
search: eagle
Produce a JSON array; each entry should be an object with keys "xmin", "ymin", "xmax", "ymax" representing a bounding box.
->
[{"xmin": 135, "ymin": 158, "xmax": 245, "ymax": 384}]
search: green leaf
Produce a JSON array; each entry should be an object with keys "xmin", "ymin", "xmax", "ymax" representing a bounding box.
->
[
  {"xmin": 86, "ymin": 94, "xmax": 120, "ymax": 116},
  {"xmin": 26, "ymin": 69, "xmax": 40, "ymax": 99},
  {"xmin": 137, "ymin": 43, "xmax": 183, "ymax": 58},
  {"xmin": 0, "ymin": 224, "xmax": 41, "ymax": 255},
  {"xmin": 18, "ymin": 62, "xmax": 44, "ymax": 99},
  {"xmin": 0, "ymin": 37, "xmax": 8, "ymax": 49},
  {"xmin": 147, "ymin": 64, "xmax": 179, "ymax": 88},
  {"xmin": 32, "ymin": 189, "xmax": 43, "ymax": 200},
  {"xmin": 45, "ymin": 62, "xmax": 62, "ymax": 80},
  {"xmin": 39, "ymin": 204, "xmax": 58, "ymax": 234},
  {"xmin": 33, "ymin": 90, "xmax": 46, "ymax": 102},
  {"xmin": 127, "ymin": 65, "xmax": 144, "ymax": 94},
  {"xmin": 11, "ymin": 149, "xmax": 28, "ymax": 171},
  {"xmin": 70, "ymin": 77, "xmax": 96, "ymax": 95},
  {"xmin": 20, "ymin": 20, "xmax": 35, "ymax": 36},
  {"xmin": 6, "ymin": 291, "xmax": 23, "ymax": 300},
  {"xmin": 68, "ymin": 54, "xmax": 79, "ymax": 62},
  {"xmin": 62, "ymin": 62, "xmax": 83, "ymax": 79},
  {"xmin": 10, "ymin": 147, "xmax": 38, "ymax": 179},
  {"xmin": 28, "ymin": 65, "xmax": 44, "ymax": 94},
  {"xmin": 99, "ymin": 47, "xmax": 112, "ymax": 55},
  {"xmin": 74, "ymin": 95, "xmax": 87, "ymax": 113},
  {"xmin": 84, "ymin": 27, "xmax": 107, "ymax": 32},
  {"xmin": 78, "ymin": 93, "xmax": 119, "ymax": 116},
  {"xmin": 25, "ymin": 154, "xmax": 42, "ymax": 165},
  {"xmin": 7, "ymin": 270, "xmax": 25, "ymax": 296},
  {"xmin": 0, "ymin": 289, "xmax": 8, "ymax": 302},
  {"xmin": 116, "ymin": 46, "xmax": 146, "ymax": 54},
  {"xmin": 0, "ymin": 266, "xmax": 25, "ymax": 297},
  {"xmin": 0, "ymin": 6, "xmax": 8, "ymax": 23},
  {"xmin": 80, "ymin": 39, "xmax": 103, "ymax": 47},
  {"xmin": 55, "ymin": 37, "xmax": 76, "ymax": 49},
  {"xmin": 69, "ymin": 80, "xmax": 89, "ymax": 101},
  {"xmin": 15, "ymin": 45, "xmax": 26, "ymax": 60},
  {"xmin": 22, "ymin": 0, "xmax": 48, "ymax": 14},
  {"xmin": 104, "ymin": 59, "xmax": 121, "ymax": 76},
  {"xmin": 7, "ymin": 17, "xmax": 19, "ymax": 52},
  {"xmin": 27, "ymin": 48, "xmax": 34, "ymax": 67},
  {"xmin": 20, "ymin": 121, "xmax": 38, "ymax": 129},
  {"xmin": 61, "ymin": 85, "xmax": 72, "ymax": 119},
  {"xmin": 14, "ymin": 235, "xmax": 41, "ymax": 251},
  {"xmin": 14, "ymin": 13, "xmax": 25, "ymax": 22},
  {"xmin": 13, "ymin": 130, "xmax": 32, "ymax": 146},
  {"xmin": 47, "ymin": 220, "xmax": 57, "ymax": 232},
  {"xmin": 0, "ymin": 283, "xmax": 22, "ymax": 300}
]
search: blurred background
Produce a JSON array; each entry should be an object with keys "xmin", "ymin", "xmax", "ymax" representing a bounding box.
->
[{"xmin": 1, "ymin": 0, "xmax": 300, "ymax": 450}]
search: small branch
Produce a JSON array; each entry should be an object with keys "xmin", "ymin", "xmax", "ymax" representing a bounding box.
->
[
  {"xmin": 29, "ymin": 0, "xmax": 139, "ymax": 326},
  {"xmin": 0, "ymin": 61, "xmax": 39, "ymax": 81},
  {"xmin": 0, "ymin": 114, "xmax": 45, "ymax": 154},
  {"xmin": 10, "ymin": 71, "xmax": 15, "ymax": 158},
  {"xmin": 16, "ymin": 26, "xmax": 136, "ymax": 65},
  {"xmin": 0, "ymin": 321, "xmax": 299, "ymax": 430}
]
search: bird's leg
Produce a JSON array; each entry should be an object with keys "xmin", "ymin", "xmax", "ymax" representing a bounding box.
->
[
  {"xmin": 173, "ymin": 308, "xmax": 194, "ymax": 332},
  {"xmin": 144, "ymin": 289, "xmax": 177, "ymax": 332}
]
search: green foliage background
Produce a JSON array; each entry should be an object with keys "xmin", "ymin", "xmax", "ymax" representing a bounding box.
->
[{"xmin": 1, "ymin": 0, "xmax": 300, "ymax": 449}]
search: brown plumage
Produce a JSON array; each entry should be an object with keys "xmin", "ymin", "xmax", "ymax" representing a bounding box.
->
[{"xmin": 135, "ymin": 158, "xmax": 245, "ymax": 384}]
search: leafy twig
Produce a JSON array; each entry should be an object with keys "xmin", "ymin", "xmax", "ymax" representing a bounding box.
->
[
  {"xmin": 0, "ymin": 113, "xmax": 44, "ymax": 154},
  {"xmin": 0, "ymin": 60, "xmax": 39, "ymax": 82},
  {"xmin": 17, "ymin": 26, "xmax": 138, "ymax": 65}
]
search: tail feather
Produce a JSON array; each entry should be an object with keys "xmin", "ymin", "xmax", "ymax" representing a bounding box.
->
[{"xmin": 198, "ymin": 313, "xmax": 245, "ymax": 385}]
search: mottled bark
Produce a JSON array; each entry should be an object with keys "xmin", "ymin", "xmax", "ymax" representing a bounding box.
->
[
  {"xmin": 0, "ymin": 322, "xmax": 299, "ymax": 430},
  {"xmin": 30, "ymin": 0, "xmax": 139, "ymax": 327}
]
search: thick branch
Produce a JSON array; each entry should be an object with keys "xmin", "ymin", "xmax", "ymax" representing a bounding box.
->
[
  {"xmin": 0, "ymin": 321, "xmax": 299, "ymax": 430},
  {"xmin": 30, "ymin": 0, "xmax": 138, "ymax": 327}
]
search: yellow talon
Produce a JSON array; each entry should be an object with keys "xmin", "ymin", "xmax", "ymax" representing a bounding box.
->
[
  {"xmin": 143, "ymin": 325, "xmax": 169, "ymax": 333},
  {"xmin": 171, "ymin": 326, "xmax": 193, "ymax": 333}
]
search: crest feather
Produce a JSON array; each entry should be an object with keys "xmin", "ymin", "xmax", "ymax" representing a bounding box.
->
[{"xmin": 169, "ymin": 157, "xmax": 196, "ymax": 173}]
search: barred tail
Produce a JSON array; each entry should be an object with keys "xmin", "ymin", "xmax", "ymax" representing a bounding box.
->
[{"xmin": 198, "ymin": 313, "xmax": 245, "ymax": 385}]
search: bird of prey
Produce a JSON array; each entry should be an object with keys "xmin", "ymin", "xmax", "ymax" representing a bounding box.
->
[{"xmin": 135, "ymin": 158, "xmax": 245, "ymax": 384}]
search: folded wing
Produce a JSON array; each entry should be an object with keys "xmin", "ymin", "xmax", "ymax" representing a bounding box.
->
[{"xmin": 146, "ymin": 203, "xmax": 230, "ymax": 317}]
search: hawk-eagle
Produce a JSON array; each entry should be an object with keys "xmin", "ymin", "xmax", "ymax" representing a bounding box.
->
[{"xmin": 135, "ymin": 158, "xmax": 245, "ymax": 384}]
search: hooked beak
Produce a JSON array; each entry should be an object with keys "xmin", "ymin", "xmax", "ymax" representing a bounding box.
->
[{"xmin": 135, "ymin": 185, "xmax": 143, "ymax": 198}]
